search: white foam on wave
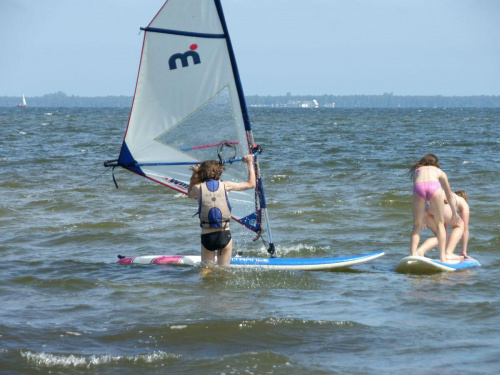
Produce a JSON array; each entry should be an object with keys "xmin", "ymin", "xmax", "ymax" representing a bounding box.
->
[
  {"xmin": 21, "ymin": 350, "xmax": 182, "ymax": 368},
  {"xmin": 272, "ymin": 243, "xmax": 330, "ymax": 256},
  {"xmin": 170, "ymin": 325, "xmax": 187, "ymax": 329},
  {"xmin": 271, "ymin": 174, "xmax": 289, "ymax": 182},
  {"xmin": 239, "ymin": 317, "xmax": 353, "ymax": 328}
]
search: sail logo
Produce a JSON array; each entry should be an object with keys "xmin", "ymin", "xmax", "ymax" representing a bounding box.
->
[
  {"xmin": 169, "ymin": 44, "xmax": 201, "ymax": 70},
  {"xmin": 164, "ymin": 177, "xmax": 189, "ymax": 191}
]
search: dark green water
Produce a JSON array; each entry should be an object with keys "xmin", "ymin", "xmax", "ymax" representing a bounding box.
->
[{"xmin": 1, "ymin": 107, "xmax": 499, "ymax": 374}]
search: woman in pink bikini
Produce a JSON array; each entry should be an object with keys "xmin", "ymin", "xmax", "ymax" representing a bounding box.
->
[{"xmin": 409, "ymin": 154, "xmax": 462, "ymax": 262}]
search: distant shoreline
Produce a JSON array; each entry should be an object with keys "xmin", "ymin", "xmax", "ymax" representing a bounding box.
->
[{"xmin": 1, "ymin": 91, "xmax": 499, "ymax": 108}]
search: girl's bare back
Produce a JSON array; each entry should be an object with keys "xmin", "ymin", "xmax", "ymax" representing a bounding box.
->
[{"xmin": 412, "ymin": 165, "xmax": 442, "ymax": 183}]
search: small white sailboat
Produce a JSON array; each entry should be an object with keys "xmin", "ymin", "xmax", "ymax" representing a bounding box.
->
[{"xmin": 17, "ymin": 94, "xmax": 27, "ymax": 107}]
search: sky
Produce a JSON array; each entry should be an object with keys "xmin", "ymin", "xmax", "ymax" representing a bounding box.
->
[{"xmin": 1, "ymin": 0, "xmax": 499, "ymax": 97}]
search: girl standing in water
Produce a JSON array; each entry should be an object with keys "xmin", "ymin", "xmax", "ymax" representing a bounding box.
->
[
  {"xmin": 409, "ymin": 154, "xmax": 462, "ymax": 262},
  {"xmin": 187, "ymin": 155, "xmax": 255, "ymax": 267}
]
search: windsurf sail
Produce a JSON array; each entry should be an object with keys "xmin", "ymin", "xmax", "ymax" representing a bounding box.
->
[{"xmin": 105, "ymin": 0, "xmax": 275, "ymax": 255}]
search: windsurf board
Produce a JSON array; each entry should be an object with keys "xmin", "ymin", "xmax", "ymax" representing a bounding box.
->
[{"xmin": 117, "ymin": 250, "xmax": 385, "ymax": 271}]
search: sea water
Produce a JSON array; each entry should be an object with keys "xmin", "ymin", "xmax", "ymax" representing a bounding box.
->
[{"xmin": 0, "ymin": 107, "xmax": 499, "ymax": 374}]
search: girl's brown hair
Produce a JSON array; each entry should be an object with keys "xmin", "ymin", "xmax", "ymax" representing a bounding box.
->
[
  {"xmin": 409, "ymin": 153, "xmax": 440, "ymax": 178},
  {"xmin": 455, "ymin": 190, "xmax": 468, "ymax": 203},
  {"xmin": 190, "ymin": 160, "xmax": 225, "ymax": 184}
]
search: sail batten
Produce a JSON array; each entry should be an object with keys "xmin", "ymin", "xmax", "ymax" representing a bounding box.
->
[
  {"xmin": 111, "ymin": 0, "xmax": 274, "ymax": 253},
  {"xmin": 141, "ymin": 27, "xmax": 225, "ymax": 39}
]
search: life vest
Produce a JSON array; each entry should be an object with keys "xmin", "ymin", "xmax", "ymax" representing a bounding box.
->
[{"xmin": 198, "ymin": 179, "xmax": 232, "ymax": 228}]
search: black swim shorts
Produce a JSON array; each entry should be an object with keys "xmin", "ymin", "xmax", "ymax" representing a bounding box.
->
[{"xmin": 201, "ymin": 230, "xmax": 232, "ymax": 252}]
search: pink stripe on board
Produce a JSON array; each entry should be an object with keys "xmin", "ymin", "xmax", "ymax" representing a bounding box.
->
[
  {"xmin": 151, "ymin": 255, "xmax": 185, "ymax": 265},
  {"xmin": 117, "ymin": 257, "xmax": 134, "ymax": 264}
]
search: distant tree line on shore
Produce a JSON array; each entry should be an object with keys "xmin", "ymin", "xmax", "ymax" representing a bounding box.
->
[
  {"xmin": 0, "ymin": 91, "xmax": 132, "ymax": 108},
  {"xmin": 246, "ymin": 92, "xmax": 500, "ymax": 108},
  {"xmin": 1, "ymin": 91, "xmax": 499, "ymax": 108}
]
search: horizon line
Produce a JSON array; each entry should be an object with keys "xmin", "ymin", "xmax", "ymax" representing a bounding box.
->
[{"xmin": 2, "ymin": 92, "xmax": 500, "ymax": 98}]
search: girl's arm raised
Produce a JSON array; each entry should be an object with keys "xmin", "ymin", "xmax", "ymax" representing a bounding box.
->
[
  {"xmin": 225, "ymin": 155, "xmax": 256, "ymax": 192},
  {"xmin": 187, "ymin": 164, "xmax": 200, "ymax": 199}
]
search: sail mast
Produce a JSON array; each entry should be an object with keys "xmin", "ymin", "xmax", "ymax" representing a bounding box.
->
[{"xmin": 213, "ymin": 0, "xmax": 275, "ymax": 256}]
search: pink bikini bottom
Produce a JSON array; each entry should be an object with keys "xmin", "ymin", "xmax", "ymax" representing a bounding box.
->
[{"xmin": 413, "ymin": 181, "xmax": 441, "ymax": 201}]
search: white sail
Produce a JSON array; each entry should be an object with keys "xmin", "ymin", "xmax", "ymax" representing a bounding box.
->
[
  {"xmin": 109, "ymin": 0, "xmax": 274, "ymax": 254},
  {"xmin": 18, "ymin": 94, "xmax": 27, "ymax": 107}
]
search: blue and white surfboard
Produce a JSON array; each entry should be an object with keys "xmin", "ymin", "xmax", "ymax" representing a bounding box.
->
[{"xmin": 395, "ymin": 255, "xmax": 480, "ymax": 274}]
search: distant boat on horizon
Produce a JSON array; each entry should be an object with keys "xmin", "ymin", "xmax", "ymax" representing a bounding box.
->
[{"xmin": 17, "ymin": 94, "xmax": 27, "ymax": 107}]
